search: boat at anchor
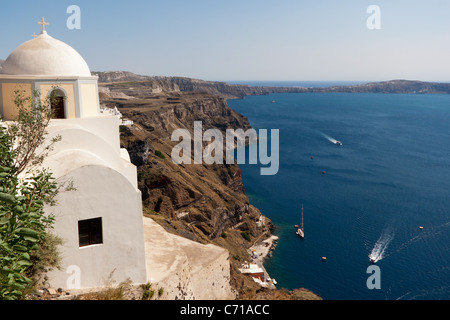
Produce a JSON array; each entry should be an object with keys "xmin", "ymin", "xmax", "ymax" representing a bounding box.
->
[{"xmin": 296, "ymin": 205, "xmax": 305, "ymax": 238}]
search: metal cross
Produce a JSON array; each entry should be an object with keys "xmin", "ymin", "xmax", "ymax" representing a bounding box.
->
[{"xmin": 38, "ymin": 17, "xmax": 49, "ymax": 33}]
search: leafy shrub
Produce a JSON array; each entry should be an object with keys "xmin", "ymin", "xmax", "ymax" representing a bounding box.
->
[
  {"xmin": 241, "ymin": 231, "xmax": 251, "ymax": 242},
  {"xmin": 0, "ymin": 89, "xmax": 61, "ymax": 300},
  {"xmin": 155, "ymin": 150, "xmax": 166, "ymax": 160}
]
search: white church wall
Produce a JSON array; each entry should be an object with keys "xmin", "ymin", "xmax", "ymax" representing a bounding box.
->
[
  {"xmin": 44, "ymin": 124, "xmax": 137, "ymax": 189},
  {"xmin": 46, "ymin": 164, "xmax": 147, "ymax": 289},
  {"xmin": 41, "ymin": 116, "xmax": 147, "ymax": 289},
  {"xmin": 47, "ymin": 117, "xmax": 122, "ymax": 155}
]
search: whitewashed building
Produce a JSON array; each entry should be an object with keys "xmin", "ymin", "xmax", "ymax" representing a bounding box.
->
[{"xmin": 0, "ymin": 21, "xmax": 147, "ymax": 289}]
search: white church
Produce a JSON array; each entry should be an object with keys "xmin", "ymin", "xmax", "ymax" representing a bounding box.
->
[
  {"xmin": 0, "ymin": 19, "xmax": 148, "ymax": 289},
  {"xmin": 0, "ymin": 19, "xmax": 234, "ymax": 299}
]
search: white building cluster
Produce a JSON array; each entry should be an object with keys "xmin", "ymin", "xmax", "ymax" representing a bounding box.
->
[{"xmin": 100, "ymin": 106, "xmax": 134, "ymax": 126}]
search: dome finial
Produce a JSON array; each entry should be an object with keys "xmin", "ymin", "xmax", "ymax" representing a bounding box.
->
[{"xmin": 38, "ymin": 17, "xmax": 49, "ymax": 34}]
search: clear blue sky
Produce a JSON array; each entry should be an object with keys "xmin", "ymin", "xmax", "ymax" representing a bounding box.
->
[{"xmin": 1, "ymin": 0, "xmax": 450, "ymax": 81}]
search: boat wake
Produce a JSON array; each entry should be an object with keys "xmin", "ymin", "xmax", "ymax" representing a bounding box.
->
[
  {"xmin": 390, "ymin": 221, "xmax": 450, "ymax": 257},
  {"xmin": 369, "ymin": 226, "xmax": 395, "ymax": 263},
  {"xmin": 320, "ymin": 132, "xmax": 342, "ymax": 146},
  {"xmin": 368, "ymin": 221, "xmax": 450, "ymax": 264}
]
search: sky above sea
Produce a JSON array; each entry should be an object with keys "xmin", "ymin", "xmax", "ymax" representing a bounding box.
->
[{"xmin": 1, "ymin": 1, "xmax": 450, "ymax": 82}]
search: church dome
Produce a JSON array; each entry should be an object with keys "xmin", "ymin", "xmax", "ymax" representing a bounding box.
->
[{"xmin": 1, "ymin": 31, "xmax": 92, "ymax": 77}]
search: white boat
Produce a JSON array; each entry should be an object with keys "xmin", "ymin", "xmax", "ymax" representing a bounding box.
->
[
  {"xmin": 369, "ymin": 253, "xmax": 378, "ymax": 264},
  {"xmin": 335, "ymin": 141, "xmax": 343, "ymax": 146},
  {"xmin": 297, "ymin": 205, "xmax": 305, "ymax": 238}
]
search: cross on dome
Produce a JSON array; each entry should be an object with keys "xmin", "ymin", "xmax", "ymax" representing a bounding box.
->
[
  {"xmin": 31, "ymin": 32, "xmax": 37, "ymax": 38},
  {"xmin": 38, "ymin": 17, "xmax": 49, "ymax": 33},
  {"xmin": 1, "ymin": 21, "xmax": 92, "ymax": 77}
]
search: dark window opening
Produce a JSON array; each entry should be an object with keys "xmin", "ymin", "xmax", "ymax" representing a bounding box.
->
[
  {"xmin": 78, "ymin": 218, "xmax": 103, "ymax": 247},
  {"xmin": 49, "ymin": 89, "xmax": 66, "ymax": 119}
]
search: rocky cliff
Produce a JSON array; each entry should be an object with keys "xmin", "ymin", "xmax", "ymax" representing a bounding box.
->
[
  {"xmin": 115, "ymin": 93, "xmax": 257, "ymax": 241},
  {"xmin": 95, "ymin": 71, "xmax": 308, "ymax": 99},
  {"xmin": 309, "ymin": 79, "xmax": 450, "ymax": 94},
  {"xmin": 99, "ymin": 80, "xmax": 321, "ymax": 300},
  {"xmin": 95, "ymin": 71, "xmax": 450, "ymax": 97}
]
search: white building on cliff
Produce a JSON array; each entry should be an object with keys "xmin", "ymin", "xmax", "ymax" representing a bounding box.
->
[{"xmin": 0, "ymin": 20, "xmax": 148, "ymax": 289}]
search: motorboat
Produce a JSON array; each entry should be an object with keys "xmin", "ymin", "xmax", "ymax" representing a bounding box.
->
[{"xmin": 296, "ymin": 205, "xmax": 305, "ymax": 239}]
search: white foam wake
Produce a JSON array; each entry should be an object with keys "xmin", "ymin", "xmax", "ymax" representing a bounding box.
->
[
  {"xmin": 320, "ymin": 132, "xmax": 338, "ymax": 144},
  {"xmin": 369, "ymin": 226, "xmax": 395, "ymax": 263}
]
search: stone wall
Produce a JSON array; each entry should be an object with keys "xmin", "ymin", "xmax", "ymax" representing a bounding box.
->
[{"xmin": 142, "ymin": 217, "xmax": 236, "ymax": 300}]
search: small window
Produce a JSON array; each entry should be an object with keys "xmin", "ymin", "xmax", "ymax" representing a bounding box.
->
[{"xmin": 78, "ymin": 218, "xmax": 103, "ymax": 247}]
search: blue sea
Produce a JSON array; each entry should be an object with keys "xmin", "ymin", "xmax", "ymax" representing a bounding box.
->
[{"xmin": 227, "ymin": 82, "xmax": 450, "ymax": 300}]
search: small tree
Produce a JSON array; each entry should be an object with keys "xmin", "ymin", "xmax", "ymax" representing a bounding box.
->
[
  {"xmin": 0, "ymin": 88, "xmax": 62, "ymax": 300},
  {"xmin": 6, "ymin": 88, "xmax": 62, "ymax": 176}
]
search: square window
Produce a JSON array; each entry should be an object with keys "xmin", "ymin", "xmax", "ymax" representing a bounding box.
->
[{"xmin": 78, "ymin": 218, "xmax": 103, "ymax": 247}]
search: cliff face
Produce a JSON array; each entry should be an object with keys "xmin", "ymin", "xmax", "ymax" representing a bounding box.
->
[
  {"xmin": 100, "ymin": 84, "xmax": 265, "ymax": 296},
  {"xmin": 117, "ymin": 93, "xmax": 258, "ymax": 241},
  {"xmin": 96, "ymin": 71, "xmax": 450, "ymax": 96},
  {"xmin": 99, "ymin": 78, "xmax": 321, "ymax": 300},
  {"xmin": 96, "ymin": 71, "xmax": 307, "ymax": 99}
]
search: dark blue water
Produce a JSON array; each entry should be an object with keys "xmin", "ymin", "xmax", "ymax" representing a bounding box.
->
[{"xmin": 227, "ymin": 92, "xmax": 450, "ymax": 300}]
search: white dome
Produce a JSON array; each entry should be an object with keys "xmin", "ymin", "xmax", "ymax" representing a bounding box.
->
[{"xmin": 1, "ymin": 31, "xmax": 91, "ymax": 77}]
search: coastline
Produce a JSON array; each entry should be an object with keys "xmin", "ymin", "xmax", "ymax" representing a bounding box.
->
[{"xmin": 244, "ymin": 235, "xmax": 279, "ymax": 289}]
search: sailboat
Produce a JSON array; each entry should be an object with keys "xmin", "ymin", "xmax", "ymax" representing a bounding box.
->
[{"xmin": 296, "ymin": 205, "xmax": 305, "ymax": 238}]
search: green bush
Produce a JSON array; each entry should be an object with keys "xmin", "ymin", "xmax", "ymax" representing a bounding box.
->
[
  {"xmin": 0, "ymin": 128, "xmax": 59, "ymax": 300},
  {"xmin": 241, "ymin": 231, "xmax": 251, "ymax": 242},
  {"xmin": 0, "ymin": 88, "xmax": 61, "ymax": 300},
  {"xmin": 155, "ymin": 150, "xmax": 166, "ymax": 160}
]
